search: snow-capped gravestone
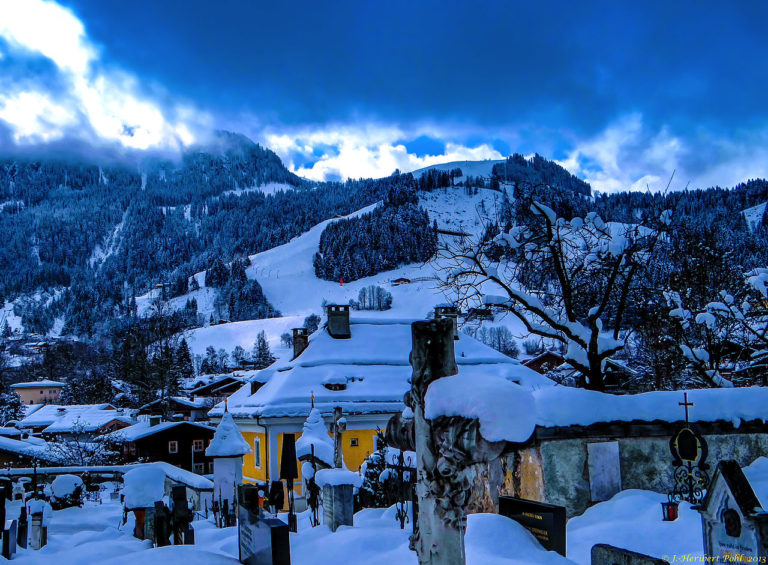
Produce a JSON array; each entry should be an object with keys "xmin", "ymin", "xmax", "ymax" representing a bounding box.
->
[
  {"xmin": 698, "ymin": 460, "xmax": 768, "ymax": 561},
  {"xmin": 237, "ymin": 484, "xmax": 290, "ymax": 565},
  {"xmin": 315, "ymin": 468, "xmax": 361, "ymax": 532},
  {"xmin": 207, "ymin": 411, "xmax": 252, "ymax": 524},
  {"xmin": 387, "ymin": 319, "xmax": 536, "ymax": 565}
]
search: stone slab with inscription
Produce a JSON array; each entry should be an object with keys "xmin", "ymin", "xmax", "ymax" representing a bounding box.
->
[{"xmin": 498, "ymin": 495, "xmax": 567, "ymax": 556}]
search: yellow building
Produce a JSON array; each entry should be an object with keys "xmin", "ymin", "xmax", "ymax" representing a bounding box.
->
[
  {"xmin": 11, "ymin": 379, "xmax": 65, "ymax": 405},
  {"xmin": 209, "ymin": 305, "xmax": 547, "ymax": 503}
]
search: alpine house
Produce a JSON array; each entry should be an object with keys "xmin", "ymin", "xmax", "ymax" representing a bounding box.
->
[{"xmin": 208, "ymin": 304, "xmax": 553, "ymax": 498}]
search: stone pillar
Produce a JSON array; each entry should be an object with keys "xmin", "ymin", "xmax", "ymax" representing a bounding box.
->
[
  {"xmin": 322, "ymin": 484, "xmax": 354, "ymax": 533},
  {"xmin": 213, "ymin": 455, "xmax": 243, "ymax": 514}
]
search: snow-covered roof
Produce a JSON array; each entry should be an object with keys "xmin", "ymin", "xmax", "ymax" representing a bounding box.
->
[
  {"xmin": 18, "ymin": 404, "xmax": 132, "ymax": 433},
  {"xmin": 0, "ymin": 434, "xmax": 52, "ymax": 460},
  {"xmin": 110, "ymin": 420, "xmax": 215, "ymax": 442},
  {"xmin": 140, "ymin": 396, "xmax": 211, "ymax": 410},
  {"xmin": 10, "ymin": 379, "xmax": 65, "ymax": 389},
  {"xmin": 205, "ymin": 412, "xmax": 251, "ymax": 457},
  {"xmin": 210, "ymin": 317, "xmax": 553, "ymax": 420}
]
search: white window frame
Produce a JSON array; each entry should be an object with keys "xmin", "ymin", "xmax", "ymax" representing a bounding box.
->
[
  {"xmin": 168, "ymin": 440, "xmax": 178, "ymax": 454},
  {"xmin": 254, "ymin": 437, "xmax": 261, "ymax": 469},
  {"xmin": 192, "ymin": 439, "xmax": 204, "ymax": 452}
]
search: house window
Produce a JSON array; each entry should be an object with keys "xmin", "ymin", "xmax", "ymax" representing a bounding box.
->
[
  {"xmin": 192, "ymin": 439, "xmax": 204, "ymax": 452},
  {"xmin": 39, "ymin": 391, "xmax": 43, "ymax": 394},
  {"xmin": 168, "ymin": 440, "xmax": 178, "ymax": 454},
  {"xmin": 193, "ymin": 463, "xmax": 205, "ymax": 474},
  {"xmin": 254, "ymin": 438, "xmax": 261, "ymax": 468},
  {"xmin": 350, "ymin": 437, "xmax": 359, "ymax": 447},
  {"xmin": 208, "ymin": 462, "xmax": 214, "ymax": 474}
]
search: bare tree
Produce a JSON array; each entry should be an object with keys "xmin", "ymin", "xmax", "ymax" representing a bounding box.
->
[
  {"xmin": 436, "ymin": 195, "xmax": 669, "ymax": 391},
  {"xmin": 46, "ymin": 418, "xmax": 125, "ymax": 467}
]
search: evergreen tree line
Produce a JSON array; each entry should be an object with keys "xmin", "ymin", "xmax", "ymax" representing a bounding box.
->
[{"xmin": 313, "ymin": 181, "xmax": 438, "ymax": 282}]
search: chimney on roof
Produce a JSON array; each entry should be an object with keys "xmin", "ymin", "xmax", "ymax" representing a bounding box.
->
[
  {"xmin": 149, "ymin": 415, "xmax": 162, "ymax": 427},
  {"xmin": 326, "ymin": 304, "xmax": 351, "ymax": 339},
  {"xmin": 292, "ymin": 327, "xmax": 309, "ymax": 359},
  {"xmin": 434, "ymin": 306, "xmax": 459, "ymax": 340}
]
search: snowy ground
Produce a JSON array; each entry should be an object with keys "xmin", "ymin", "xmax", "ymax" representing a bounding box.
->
[{"xmin": 6, "ymin": 486, "xmax": 708, "ymax": 565}]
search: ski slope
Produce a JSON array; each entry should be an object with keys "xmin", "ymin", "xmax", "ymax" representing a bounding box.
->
[{"xmin": 410, "ymin": 159, "xmax": 503, "ymax": 182}]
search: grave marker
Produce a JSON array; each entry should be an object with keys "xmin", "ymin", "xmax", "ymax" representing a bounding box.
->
[
  {"xmin": 498, "ymin": 496, "xmax": 567, "ymax": 556},
  {"xmin": 16, "ymin": 506, "xmax": 27, "ymax": 549}
]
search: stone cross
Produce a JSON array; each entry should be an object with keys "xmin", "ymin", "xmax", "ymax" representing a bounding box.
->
[{"xmin": 387, "ymin": 319, "xmax": 508, "ymax": 565}]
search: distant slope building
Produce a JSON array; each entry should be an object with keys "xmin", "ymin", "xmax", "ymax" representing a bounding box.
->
[{"xmin": 11, "ymin": 379, "xmax": 65, "ymax": 405}]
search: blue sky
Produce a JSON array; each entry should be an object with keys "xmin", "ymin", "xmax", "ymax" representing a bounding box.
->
[{"xmin": 0, "ymin": 0, "xmax": 767, "ymax": 191}]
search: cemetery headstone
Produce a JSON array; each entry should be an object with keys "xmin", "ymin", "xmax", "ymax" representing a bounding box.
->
[
  {"xmin": 154, "ymin": 501, "xmax": 171, "ymax": 547},
  {"xmin": 698, "ymin": 460, "xmax": 768, "ymax": 561},
  {"xmin": 29, "ymin": 512, "xmax": 46, "ymax": 550},
  {"xmin": 591, "ymin": 544, "xmax": 670, "ymax": 565},
  {"xmin": 171, "ymin": 486, "xmax": 194, "ymax": 545},
  {"xmin": 322, "ymin": 484, "xmax": 353, "ymax": 533},
  {"xmin": 498, "ymin": 496, "xmax": 567, "ymax": 556},
  {"xmin": 16, "ymin": 507, "xmax": 27, "ymax": 549},
  {"xmin": 237, "ymin": 484, "xmax": 290, "ymax": 565},
  {"xmin": 3, "ymin": 520, "xmax": 17, "ymax": 560}
]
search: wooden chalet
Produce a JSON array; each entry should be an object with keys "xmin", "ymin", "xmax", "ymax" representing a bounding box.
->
[{"xmin": 111, "ymin": 417, "xmax": 216, "ymax": 474}]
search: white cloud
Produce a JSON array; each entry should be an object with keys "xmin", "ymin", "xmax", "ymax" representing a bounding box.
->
[
  {"xmin": 264, "ymin": 124, "xmax": 503, "ymax": 181},
  {"xmin": 559, "ymin": 114, "xmax": 768, "ymax": 193},
  {"xmin": 0, "ymin": 0, "xmax": 208, "ymax": 150}
]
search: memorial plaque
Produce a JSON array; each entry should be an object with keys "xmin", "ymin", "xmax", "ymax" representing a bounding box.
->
[
  {"xmin": 498, "ymin": 496, "xmax": 566, "ymax": 556},
  {"xmin": 587, "ymin": 441, "xmax": 621, "ymax": 502}
]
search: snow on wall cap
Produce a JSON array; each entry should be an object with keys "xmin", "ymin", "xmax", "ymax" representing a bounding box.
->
[
  {"xmin": 124, "ymin": 464, "xmax": 166, "ymax": 509},
  {"xmin": 315, "ymin": 468, "xmax": 362, "ymax": 488},
  {"xmin": 424, "ymin": 373, "xmax": 536, "ymax": 443},
  {"xmin": 206, "ymin": 412, "xmax": 252, "ymax": 457}
]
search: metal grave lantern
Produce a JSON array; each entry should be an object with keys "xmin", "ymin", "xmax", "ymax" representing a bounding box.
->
[{"xmin": 668, "ymin": 392, "xmax": 709, "ymax": 507}]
